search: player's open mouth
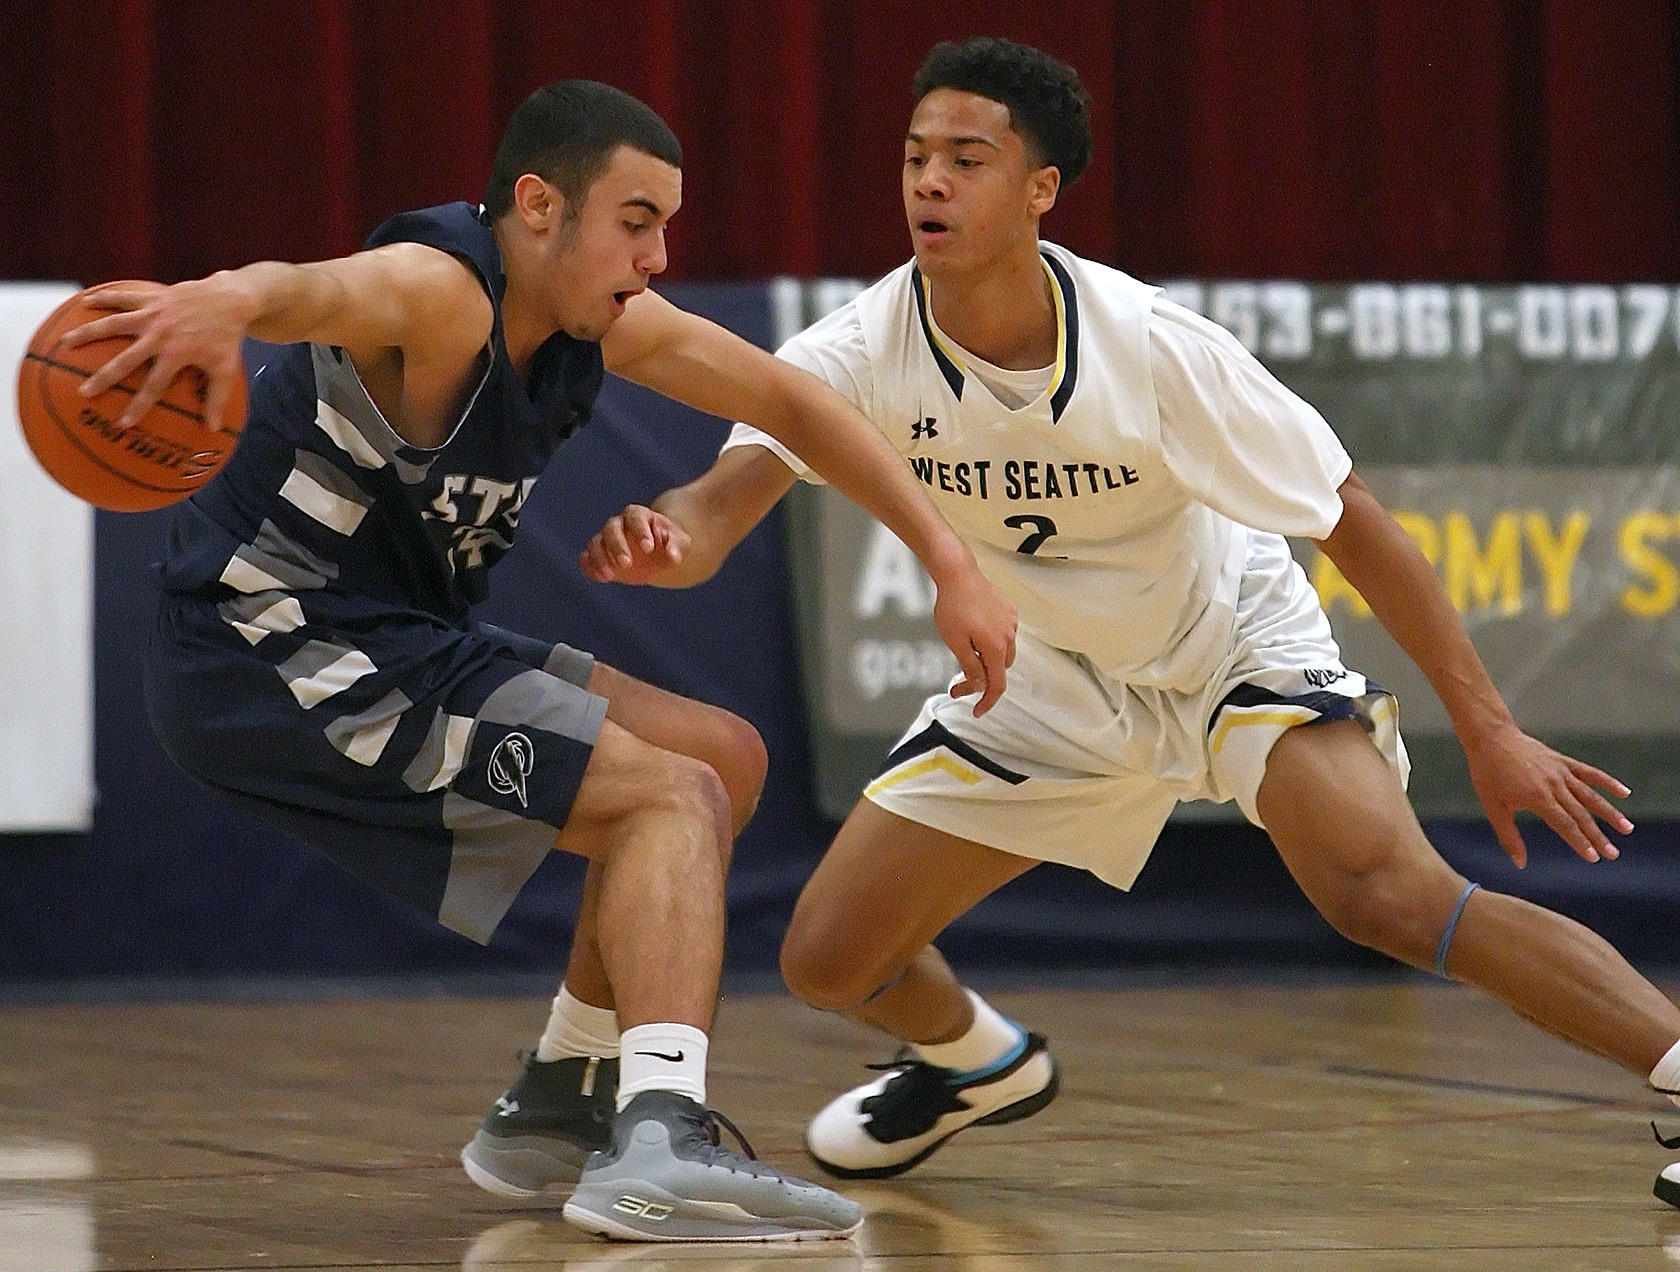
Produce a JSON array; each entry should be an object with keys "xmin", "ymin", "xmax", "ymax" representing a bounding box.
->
[{"xmin": 919, "ymin": 221, "xmax": 950, "ymax": 235}]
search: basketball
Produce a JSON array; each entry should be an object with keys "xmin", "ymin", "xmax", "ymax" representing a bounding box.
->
[{"xmin": 14, "ymin": 281, "xmax": 247, "ymax": 512}]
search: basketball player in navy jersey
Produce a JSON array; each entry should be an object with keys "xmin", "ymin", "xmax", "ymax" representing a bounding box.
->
[
  {"xmin": 65, "ymin": 80, "xmax": 1017, "ymax": 1242},
  {"xmin": 575, "ymin": 39, "xmax": 1680, "ymax": 1206}
]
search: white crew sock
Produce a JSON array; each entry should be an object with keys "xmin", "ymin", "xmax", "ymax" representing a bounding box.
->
[
  {"xmin": 913, "ymin": 989, "xmax": 1025, "ymax": 1074},
  {"xmin": 1650, "ymin": 1036, "xmax": 1680, "ymax": 1108},
  {"xmin": 535, "ymin": 985, "xmax": 620, "ymax": 1062},
  {"xmin": 617, "ymin": 1023, "xmax": 709, "ymax": 1109}
]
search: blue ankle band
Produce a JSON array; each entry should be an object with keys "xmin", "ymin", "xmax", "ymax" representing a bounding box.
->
[
  {"xmin": 1434, "ymin": 881, "xmax": 1481, "ymax": 979},
  {"xmin": 946, "ymin": 1029, "xmax": 1028, "ymax": 1084}
]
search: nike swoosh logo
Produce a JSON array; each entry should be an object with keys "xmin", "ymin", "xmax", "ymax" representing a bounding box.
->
[{"xmin": 634, "ymin": 1049, "xmax": 685, "ymax": 1063}]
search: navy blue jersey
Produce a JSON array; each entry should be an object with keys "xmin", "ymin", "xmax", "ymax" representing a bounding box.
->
[{"xmin": 153, "ymin": 202, "xmax": 606, "ymax": 619}]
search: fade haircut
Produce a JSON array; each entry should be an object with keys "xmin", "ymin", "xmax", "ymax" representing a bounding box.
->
[
  {"xmin": 484, "ymin": 80, "xmax": 682, "ymax": 221},
  {"xmin": 912, "ymin": 37, "xmax": 1092, "ymax": 186}
]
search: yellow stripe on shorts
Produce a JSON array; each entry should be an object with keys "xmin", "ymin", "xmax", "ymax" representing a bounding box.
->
[
  {"xmin": 1208, "ymin": 705, "xmax": 1320, "ymax": 757},
  {"xmin": 864, "ymin": 751, "xmax": 984, "ymax": 798}
]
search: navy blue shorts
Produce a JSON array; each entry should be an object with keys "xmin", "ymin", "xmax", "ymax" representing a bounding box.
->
[{"xmin": 145, "ymin": 590, "xmax": 608, "ymax": 943}]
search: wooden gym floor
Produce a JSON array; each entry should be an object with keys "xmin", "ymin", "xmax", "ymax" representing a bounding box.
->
[{"xmin": 3, "ymin": 978, "xmax": 1679, "ymax": 1270}]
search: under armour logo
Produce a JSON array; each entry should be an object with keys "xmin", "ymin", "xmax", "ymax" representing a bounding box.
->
[
  {"xmin": 494, "ymin": 1096, "xmax": 520, "ymax": 1115},
  {"xmin": 487, "ymin": 732, "xmax": 535, "ymax": 808},
  {"xmin": 911, "ymin": 417, "xmax": 939, "ymax": 440}
]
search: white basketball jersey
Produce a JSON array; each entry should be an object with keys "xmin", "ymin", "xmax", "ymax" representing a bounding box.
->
[{"xmin": 725, "ymin": 243, "xmax": 1351, "ymax": 692}]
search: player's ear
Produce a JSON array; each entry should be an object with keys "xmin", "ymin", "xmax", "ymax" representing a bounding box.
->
[
  {"xmin": 1027, "ymin": 164, "xmax": 1060, "ymax": 219},
  {"xmin": 512, "ymin": 173, "xmax": 562, "ymax": 230}
]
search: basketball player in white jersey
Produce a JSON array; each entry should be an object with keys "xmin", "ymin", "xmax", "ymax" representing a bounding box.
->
[{"xmin": 575, "ymin": 38, "xmax": 1680, "ymax": 1203}]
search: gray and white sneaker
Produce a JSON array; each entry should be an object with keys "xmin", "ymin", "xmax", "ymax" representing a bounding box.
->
[
  {"xmin": 462, "ymin": 1054, "xmax": 617, "ymax": 1198},
  {"xmin": 806, "ymin": 1031, "xmax": 1059, "ymax": 1178},
  {"xmin": 562, "ymin": 1091, "xmax": 863, "ymax": 1242}
]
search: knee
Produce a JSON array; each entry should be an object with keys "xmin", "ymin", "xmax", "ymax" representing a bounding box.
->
[
  {"xmin": 714, "ymin": 712, "xmax": 768, "ymax": 834},
  {"xmin": 1314, "ymin": 863, "xmax": 1444, "ymax": 965},
  {"xmin": 651, "ymin": 752, "xmax": 734, "ymax": 866},
  {"xmin": 780, "ymin": 907, "xmax": 884, "ymax": 1011}
]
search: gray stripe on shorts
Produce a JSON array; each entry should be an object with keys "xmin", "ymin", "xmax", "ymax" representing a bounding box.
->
[
  {"xmin": 324, "ymin": 688, "xmax": 413, "ymax": 767},
  {"xmin": 403, "ymin": 707, "xmax": 477, "ymax": 792},
  {"xmin": 216, "ymin": 591, "xmax": 305, "ymax": 644},
  {"xmin": 277, "ymin": 638, "xmax": 377, "ymax": 709},
  {"xmin": 223, "ymin": 520, "xmax": 340, "ymax": 593},
  {"xmin": 476, "ymin": 668, "xmax": 608, "ymax": 745},
  {"xmin": 542, "ymin": 641, "xmax": 595, "ymax": 689},
  {"xmin": 436, "ymin": 790, "xmax": 555, "ymax": 944}
]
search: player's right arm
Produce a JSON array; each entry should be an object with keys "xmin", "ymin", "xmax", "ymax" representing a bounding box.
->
[
  {"xmin": 62, "ymin": 244, "xmax": 492, "ymax": 437},
  {"xmin": 580, "ymin": 443, "xmax": 797, "ymax": 588},
  {"xmin": 1152, "ymin": 297, "xmax": 1632, "ymax": 867}
]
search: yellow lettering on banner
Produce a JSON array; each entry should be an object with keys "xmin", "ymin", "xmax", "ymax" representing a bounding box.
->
[
  {"xmin": 1444, "ymin": 512, "xmax": 1522, "ymax": 615},
  {"xmin": 1619, "ymin": 512, "xmax": 1680, "ymax": 617},
  {"xmin": 1390, "ymin": 511, "xmax": 1439, "ymax": 565},
  {"xmin": 1523, "ymin": 511, "xmax": 1590, "ymax": 617},
  {"xmin": 1310, "ymin": 509, "xmax": 1434, "ymax": 621},
  {"xmin": 1310, "ymin": 552, "xmax": 1372, "ymax": 619}
]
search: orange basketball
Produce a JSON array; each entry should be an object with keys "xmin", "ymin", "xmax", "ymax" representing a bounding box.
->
[{"xmin": 14, "ymin": 281, "xmax": 247, "ymax": 512}]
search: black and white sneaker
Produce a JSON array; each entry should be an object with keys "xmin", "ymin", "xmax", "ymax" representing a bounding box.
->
[
  {"xmin": 462, "ymin": 1054, "xmax": 617, "ymax": 1198},
  {"xmin": 563, "ymin": 1090, "xmax": 863, "ymax": 1242},
  {"xmin": 805, "ymin": 1032, "xmax": 1059, "ymax": 1179},
  {"xmin": 1657, "ymin": 1164, "xmax": 1680, "ymax": 1207},
  {"xmin": 1655, "ymin": 1121, "xmax": 1680, "ymax": 1207}
]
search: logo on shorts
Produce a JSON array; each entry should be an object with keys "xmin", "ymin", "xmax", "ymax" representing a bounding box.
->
[
  {"xmin": 487, "ymin": 732, "xmax": 535, "ymax": 808},
  {"xmin": 1302, "ymin": 668, "xmax": 1347, "ymax": 689}
]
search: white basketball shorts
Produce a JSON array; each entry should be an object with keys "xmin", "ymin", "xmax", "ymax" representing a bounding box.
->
[{"xmin": 863, "ymin": 531, "xmax": 1409, "ymax": 890}]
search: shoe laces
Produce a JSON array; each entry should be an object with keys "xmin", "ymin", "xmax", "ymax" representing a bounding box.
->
[
  {"xmin": 699, "ymin": 1106, "xmax": 758, "ymax": 1161},
  {"xmin": 866, "ymin": 1045, "xmax": 947, "ymax": 1076},
  {"xmin": 859, "ymin": 1049, "xmax": 969, "ymax": 1138},
  {"xmin": 664, "ymin": 1102, "xmax": 779, "ymax": 1177}
]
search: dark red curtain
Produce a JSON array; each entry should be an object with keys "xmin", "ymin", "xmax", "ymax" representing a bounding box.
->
[{"xmin": 3, "ymin": 0, "xmax": 1677, "ymax": 286}]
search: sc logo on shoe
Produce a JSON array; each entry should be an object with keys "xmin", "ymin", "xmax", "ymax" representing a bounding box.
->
[{"xmin": 610, "ymin": 1194, "xmax": 673, "ymax": 1221}]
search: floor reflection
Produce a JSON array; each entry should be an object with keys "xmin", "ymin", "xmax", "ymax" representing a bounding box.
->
[
  {"xmin": 458, "ymin": 1182, "xmax": 1061, "ymax": 1271},
  {"xmin": 0, "ymin": 1140, "xmax": 94, "ymax": 1272},
  {"xmin": 462, "ymin": 1216, "xmax": 866, "ymax": 1270}
]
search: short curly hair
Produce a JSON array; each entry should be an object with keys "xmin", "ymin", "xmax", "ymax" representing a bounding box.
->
[{"xmin": 912, "ymin": 37, "xmax": 1092, "ymax": 186}]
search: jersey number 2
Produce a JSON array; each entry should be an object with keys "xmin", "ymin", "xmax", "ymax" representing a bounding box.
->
[{"xmin": 1003, "ymin": 514, "xmax": 1057, "ymax": 556}]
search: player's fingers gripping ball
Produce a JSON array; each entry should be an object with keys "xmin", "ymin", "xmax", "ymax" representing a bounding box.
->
[{"xmin": 15, "ymin": 281, "xmax": 247, "ymax": 511}]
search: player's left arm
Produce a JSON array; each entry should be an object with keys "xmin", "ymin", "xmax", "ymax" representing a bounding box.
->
[
  {"xmin": 1316, "ymin": 471, "xmax": 1633, "ymax": 866},
  {"xmin": 603, "ymin": 289, "xmax": 1016, "ymax": 716}
]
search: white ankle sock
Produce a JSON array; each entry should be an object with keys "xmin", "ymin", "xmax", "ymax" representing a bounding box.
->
[
  {"xmin": 536, "ymin": 985, "xmax": 620, "ymax": 1061},
  {"xmin": 913, "ymin": 990, "xmax": 1025, "ymax": 1074},
  {"xmin": 617, "ymin": 1023, "xmax": 708, "ymax": 1109},
  {"xmin": 1650, "ymin": 1037, "xmax": 1680, "ymax": 1107}
]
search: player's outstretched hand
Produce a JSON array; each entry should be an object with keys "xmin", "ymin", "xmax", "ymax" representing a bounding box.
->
[
  {"xmin": 1466, "ymin": 722, "xmax": 1633, "ymax": 868},
  {"xmin": 579, "ymin": 504, "xmax": 690, "ymax": 585},
  {"xmin": 933, "ymin": 563, "xmax": 1017, "ymax": 717}
]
